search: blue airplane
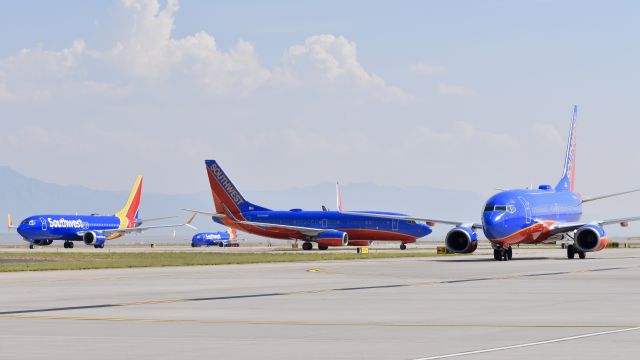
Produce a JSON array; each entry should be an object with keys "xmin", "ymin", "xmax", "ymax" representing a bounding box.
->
[
  {"xmin": 191, "ymin": 228, "xmax": 238, "ymax": 247},
  {"xmin": 8, "ymin": 176, "xmax": 193, "ymax": 249},
  {"xmin": 184, "ymin": 160, "xmax": 432, "ymax": 250},
  {"xmin": 348, "ymin": 106, "xmax": 640, "ymax": 260}
]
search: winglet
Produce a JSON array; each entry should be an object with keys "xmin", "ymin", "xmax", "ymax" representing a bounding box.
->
[
  {"xmin": 556, "ymin": 105, "xmax": 578, "ymax": 192},
  {"xmin": 7, "ymin": 213, "xmax": 14, "ymax": 231},
  {"xmin": 336, "ymin": 182, "xmax": 343, "ymax": 212}
]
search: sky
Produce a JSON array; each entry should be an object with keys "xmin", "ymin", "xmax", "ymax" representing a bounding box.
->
[{"xmin": 1, "ymin": 0, "xmax": 639, "ymax": 202}]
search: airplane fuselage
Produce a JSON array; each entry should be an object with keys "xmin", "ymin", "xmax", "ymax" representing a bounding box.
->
[
  {"xmin": 17, "ymin": 214, "xmax": 125, "ymax": 242},
  {"xmin": 482, "ymin": 187, "xmax": 582, "ymax": 247},
  {"xmin": 215, "ymin": 210, "xmax": 432, "ymax": 243}
]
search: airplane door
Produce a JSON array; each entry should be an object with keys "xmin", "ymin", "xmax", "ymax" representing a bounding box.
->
[
  {"xmin": 321, "ymin": 219, "xmax": 328, "ymax": 229},
  {"xmin": 39, "ymin": 217, "xmax": 47, "ymax": 231},
  {"xmin": 392, "ymin": 219, "xmax": 399, "ymax": 231},
  {"xmin": 518, "ymin": 197, "xmax": 532, "ymax": 224}
]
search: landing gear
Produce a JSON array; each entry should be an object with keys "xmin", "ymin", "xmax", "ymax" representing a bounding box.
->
[
  {"xmin": 64, "ymin": 241, "xmax": 74, "ymax": 249},
  {"xmin": 218, "ymin": 242, "xmax": 224, "ymax": 248},
  {"xmin": 493, "ymin": 246, "xmax": 513, "ymax": 261},
  {"xmin": 29, "ymin": 244, "xmax": 34, "ymax": 249},
  {"xmin": 302, "ymin": 242, "xmax": 313, "ymax": 251},
  {"xmin": 318, "ymin": 245, "xmax": 329, "ymax": 251},
  {"xmin": 567, "ymin": 244, "xmax": 586, "ymax": 259},
  {"xmin": 400, "ymin": 244, "xmax": 407, "ymax": 250},
  {"xmin": 94, "ymin": 244, "xmax": 104, "ymax": 249}
]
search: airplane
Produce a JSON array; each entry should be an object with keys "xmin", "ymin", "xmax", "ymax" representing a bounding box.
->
[
  {"xmin": 8, "ymin": 176, "xmax": 195, "ymax": 249},
  {"xmin": 345, "ymin": 106, "xmax": 640, "ymax": 260},
  {"xmin": 184, "ymin": 160, "xmax": 432, "ymax": 250},
  {"xmin": 191, "ymin": 228, "xmax": 238, "ymax": 247}
]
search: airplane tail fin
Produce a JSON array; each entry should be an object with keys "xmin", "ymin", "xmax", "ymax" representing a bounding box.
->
[
  {"xmin": 115, "ymin": 175, "xmax": 143, "ymax": 228},
  {"xmin": 228, "ymin": 227, "xmax": 237, "ymax": 241},
  {"xmin": 336, "ymin": 182, "xmax": 344, "ymax": 211},
  {"xmin": 204, "ymin": 160, "xmax": 269, "ymax": 215},
  {"xmin": 555, "ymin": 105, "xmax": 578, "ymax": 192}
]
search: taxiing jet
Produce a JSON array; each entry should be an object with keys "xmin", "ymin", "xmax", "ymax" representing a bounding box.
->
[
  {"xmin": 8, "ymin": 176, "xmax": 194, "ymax": 249},
  {"xmin": 191, "ymin": 228, "xmax": 237, "ymax": 247},
  {"xmin": 184, "ymin": 160, "xmax": 432, "ymax": 250},
  {"xmin": 347, "ymin": 106, "xmax": 640, "ymax": 260}
]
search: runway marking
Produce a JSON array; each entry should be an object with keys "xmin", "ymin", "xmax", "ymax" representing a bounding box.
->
[
  {"xmin": 0, "ymin": 265, "xmax": 633, "ymax": 315},
  {"xmin": 411, "ymin": 326, "xmax": 640, "ymax": 359},
  {"xmin": 1, "ymin": 313, "xmax": 637, "ymax": 330}
]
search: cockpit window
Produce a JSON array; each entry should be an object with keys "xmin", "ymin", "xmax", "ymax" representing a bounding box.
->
[
  {"xmin": 407, "ymin": 220, "xmax": 416, "ymax": 225},
  {"xmin": 485, "ymin": 205, "xmax": 516, "ymax": 213},
  {"xmin": 23, "ymin": 220, "xmax": 36, "ymax": 225}
]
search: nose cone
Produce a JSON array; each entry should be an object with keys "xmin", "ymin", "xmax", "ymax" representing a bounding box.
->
[
  {"xmin": 17, "ymin": 223, "xmax": 29, "ymax": 239},
  {"xmin": 482, "ymin": 211, "xmax": 508, "ymax": 239},
  {"xmin": 421, "ymin": 223, "xmax": 433, "ymax": 237}
]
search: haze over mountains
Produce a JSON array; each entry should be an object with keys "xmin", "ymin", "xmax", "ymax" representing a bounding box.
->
[{"xmin": 1, "ymin": 165, "xmax": 636, "ymax": 245}]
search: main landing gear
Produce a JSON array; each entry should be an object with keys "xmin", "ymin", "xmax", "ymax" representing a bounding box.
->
[
  {"xmin": 400, "ymin": 244, "xmax": 407, "ymax": 250},
  {"xmin": 493, "ymin": 246, "xmax": 513, "ymax": 261},
  {"xmin": 63, "ymin": 241, "xmax": 74, "ymax": 249},
  {"xmin": 29, "ymin": 244, "xmax": 34, "ymax": 249},
  {"xmin": 318, "ymin": 245, "xmax": 329, "ymax": 251},
  {"xmin": 567, "ymin": 244, "xmax": 586, "ymax": 259},
  {"xmin": 94, "ymin": 244, "xmax": 104, "ymax": 249},
  {"xmin": 302, "ymin": 242, "xmax": 313, "ymax": 251}
]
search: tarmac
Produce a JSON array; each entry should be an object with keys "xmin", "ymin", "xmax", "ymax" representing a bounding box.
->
[{"xmin": 1, "ymin": 247, "xmax": 640, "ymax": 359}]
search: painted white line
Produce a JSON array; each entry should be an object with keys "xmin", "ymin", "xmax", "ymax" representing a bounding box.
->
[{"xmin": 412, "ymin": 326, "xmax": 640, "ymax": 360}]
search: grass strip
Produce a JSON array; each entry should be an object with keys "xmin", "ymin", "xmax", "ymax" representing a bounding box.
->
[{"xmin": 0, "ymin": 251, "xmax": 445, "ymax": 272}]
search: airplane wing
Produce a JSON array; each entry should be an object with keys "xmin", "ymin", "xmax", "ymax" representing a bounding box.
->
[
  {"xmin": 181, "ymin": 209, "xmax": 227, "ymax": 218},
  {"xmin": 342, "ymin": 211, "xmax": 483, "ymax": 229},
  {"xmin": 581, "ymin": 188, "xmax": 640, "ymax": 203},
  {"xmin": 237, "ymin": 220, "xmax": 331, "ymax": 237},
  {"xmin": 78, "ymin": 217, "xmax": 198, "ymax": 237},
  {"xmin": 549, "ymin": 216, "xmax": 640, "ymax": 235}
]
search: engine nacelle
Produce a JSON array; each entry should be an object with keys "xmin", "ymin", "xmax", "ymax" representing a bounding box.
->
[
  {"xmin": 315, "ymin": 230, "xmax": 349, "ymax": 247},
  {"xmin": 33, "ymin": 239, "xmax": 53, "ymax": 246},
  {"xmin": 347, "ymin": 240, "xmax": 371, "ymax": 247},
  {"xmin": 445, "ymin": 227, "xmax": 478, "ymax": 254},
  {"xmin": 575, "ymin": 225, "xmax": 607, "ymax": 252},
  {"xmin": 83, "ymin": 231, "xmax": 107, "ymax": 246}
]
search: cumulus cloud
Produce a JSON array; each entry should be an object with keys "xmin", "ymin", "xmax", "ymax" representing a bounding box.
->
[
  {"xmin": 438, "ymin": 83, "xmax": 474, "ymax": 96},
  {"xmin": 277, "ymin": 35, "xmax": 410, "ymax": 102},
  {"xmin": 0, "ymin": 0, "xmax": 406, "ymax": 102},
  {"xmin": 409, "ymin": 63, "xmax": 446, "ymax": 76}
]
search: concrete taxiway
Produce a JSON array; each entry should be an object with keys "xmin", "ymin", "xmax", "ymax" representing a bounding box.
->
[{"xmin": 1, "ymin": 248, "xmax": 640, "ymax": 359}]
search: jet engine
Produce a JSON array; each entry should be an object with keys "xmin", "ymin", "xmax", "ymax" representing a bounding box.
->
[
  {"xmin": 347, "ymin": 240, "xmax": 371, "ymax": 247},
  {"xmin": 315, "ymin": 230, "xmax": 349, "ymax": 247},
  {"xmin": 574, "ymin": 225, "xmax": 607, "ymax": 252},
  {"xmin": 445, "ymin": 227, "xmax": 478, "ymax": 253},
  {"xmin": 83, "ymin": 231, "xmax": 107, "ymax": 247}
]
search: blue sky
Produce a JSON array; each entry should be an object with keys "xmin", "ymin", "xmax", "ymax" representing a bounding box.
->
[{"xmin": 0, "ymin": 0, "xmax": 639, "ymax": 212}]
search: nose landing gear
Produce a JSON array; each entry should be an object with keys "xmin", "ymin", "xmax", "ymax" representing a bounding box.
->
[
  {"xmin": 63, "ymin": 241, "xmax": 74, "ymax": 249},
  {"xmin": 493, "ymin": 246, "xmax": 513, "ymax": 261}
]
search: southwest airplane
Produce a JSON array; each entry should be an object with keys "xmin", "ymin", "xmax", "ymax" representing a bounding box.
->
[
  {"xmin": 8, "ymin": 176, "xmax": 193, "ymax": 249},
  {"xmin": 191, "ymin": 228, "xmax": 237, "ymax": 247},
  {"xmin": 185, "ymin": 160, "xmax": 432, "ymax": 250},
  {"xmin": 348, "ymin": 106, "xmax": 640, "ymax": 260}
]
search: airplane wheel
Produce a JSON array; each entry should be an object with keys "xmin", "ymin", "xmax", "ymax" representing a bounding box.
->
[
  {"xmin": 567, "ymin": 245, "xmax": 576, "ymax": 259},
  {"xmin": 578, "ymin": 251, "xmax": 586, "ymax": 259},
  {"xmin": 318, "ymin": 245, "xmax": 329, "ymax": 251},
  {"xmin": 191, "ymin": 243, "xmax": 197, "ymax": 248},
  {"xmin": 94, "ymin": 244, "xmax": 104, "ymax": 249},
  {"xmin": 501, "ymin": 249, "xmax": 508, "ymax": 261},
  {"xmin": 493, "ymin": 249, "xmax": 501, "ymax": 261},
  {"xmin": 63, "ymin": 242, "xmax": 68, "ymax": 249},
  {"xmin": 302, "ymin": 242, "xmax": 313, "ymax": 251},
  {"xmin": 29, "ymin": 244, "xmax": 34, "ymax": 249},
  {"xmin": 67, "ymin": 242, "xmax": 74, "ymax": 249},
  {"xmin": 507, "ymin": 246, "xmax": 513, "ymax": 260},
  {"xmin": 218, "ymin": 242, "xmax": 224, "ymax": 247},
  {"xmin": 400, "ymin": 244, "xmax": 407, "ymax": 250}
]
